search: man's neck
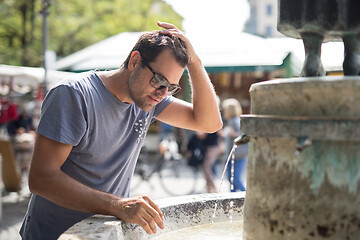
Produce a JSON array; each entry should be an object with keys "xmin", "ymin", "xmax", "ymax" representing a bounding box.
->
[{"xmin": 98, "ymin": 68, "xmax": 132, "ymax": 103}]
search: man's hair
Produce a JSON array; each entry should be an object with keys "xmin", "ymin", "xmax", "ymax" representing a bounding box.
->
[{"xmin": 123, "ymin": 31, "xmax": 189, "ymax": 68}]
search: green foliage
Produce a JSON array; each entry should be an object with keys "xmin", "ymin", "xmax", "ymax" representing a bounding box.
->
[
  {"xmin": 0, "ymin": 0, "xmax": 42, "ymax": 66},
  {"xmin": 0, "ymin": 0, "xmax": 183, "ymax": 67}
]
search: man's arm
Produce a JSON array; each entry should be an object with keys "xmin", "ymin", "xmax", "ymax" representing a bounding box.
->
[
  {"xmin": 156, "ymin": 22, "xmax": 223, "ymax": 133},
  {"xmin": 28, "ymin": 133, "xmax": 164, "ymax": 235}
]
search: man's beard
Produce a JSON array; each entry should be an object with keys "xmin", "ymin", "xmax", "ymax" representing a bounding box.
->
[{"xmin": 128, "ymin": 81, "xmax": 156, "ymax": 112}]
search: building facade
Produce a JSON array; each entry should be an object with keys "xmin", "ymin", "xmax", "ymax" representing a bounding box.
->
[{"xmin": 246, "ymin": 0, "xmax": 284, "ymax": 38}]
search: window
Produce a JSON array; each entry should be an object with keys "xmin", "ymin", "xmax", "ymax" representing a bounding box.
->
[
  {"xmin": 266, "ymin": 26, "xmax": 272, "ymax": 37},
  {"xmin": 266, "ymin": 4, "xmax": 272, "ymax": 16}
]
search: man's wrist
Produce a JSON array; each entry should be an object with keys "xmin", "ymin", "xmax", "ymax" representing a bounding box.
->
[
  {"xmin": 96, "ymin": 192, "xmax": 122, "ymax": 216},
  {"xmin": 187, "ymin": 54, "xmax": 202, "ymax": 69}
]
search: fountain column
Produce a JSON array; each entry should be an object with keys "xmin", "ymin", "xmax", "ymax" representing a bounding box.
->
[
  {"xmin": 241, "ymin": 1, "xmax": 360, "ymax": 239},
  {"xmin": 242, "ymin": 77, "xmax": 360, "ymax": 240}
]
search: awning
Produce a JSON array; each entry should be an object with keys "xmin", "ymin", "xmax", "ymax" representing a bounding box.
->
[
  {"xmin": 56, "ymin": 31, "xmax": 344, "ymax": 75},
  {"xmin": 0, "ymin": 65, "xmax": 74, "ymax": 94}
]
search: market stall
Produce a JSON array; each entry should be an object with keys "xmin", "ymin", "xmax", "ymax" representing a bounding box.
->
[{"xmin": 0, "ymin": 65, "xmax": 73, "ymax": 193}]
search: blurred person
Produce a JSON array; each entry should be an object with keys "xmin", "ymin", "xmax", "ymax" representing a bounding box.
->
[
  {"xmin": 13, "ymin": 111, "xmax": 36, "ymax": 175},
  {"xmin": 187, "ymin": 131, "xmax": 206, "ymax": 168},
  {"xmin": 15, "ymin": 111, "xmax": 34, "ymax": 134},
  {"xmin": 20, "ymin": 22, "xmax": 222, "ymax": 240},
  {"xmin": 159, "ymin": 122, "xmax": 174, "ymax": 142},
  {"xmin": 5, "ymin": 100, "xmax": 20, "ymax": 139},
  {"xmin": 5, "ymin": 109, "xmax": 35, "ymax": 176},
  {"xmin": 158, "ymin": 122, "xmax": 175, "ymax": 156},
  {"xmin": 158, "ymin": 123, "xmax": 186, "ymax": 162},
  {"xmin": 173, "ymin": 126, "xmax": 188, "ymax": 154},
  {"xmin": 222, "ymin": 98, "xmax": 248, "ymax": 192},
  {"xmin": 202, "ymin": 130, "xmax": 222, "ymax": 193},
  {"xmin": 158, "ymin": 132, "xmax": 181, "ymax": 161},
  {"xmin": 200, "ymin": 96, "xmax": 222, "ymax": 193}
]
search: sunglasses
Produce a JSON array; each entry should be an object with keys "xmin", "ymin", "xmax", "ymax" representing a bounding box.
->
[{"xmin": 142, "ymin": 60, "xmax": 181, "ymax": 96}]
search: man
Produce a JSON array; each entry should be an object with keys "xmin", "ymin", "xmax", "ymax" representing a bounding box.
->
[{"xmin": 20, "ymin": 22, "xmax": 222, "ymax": 239}]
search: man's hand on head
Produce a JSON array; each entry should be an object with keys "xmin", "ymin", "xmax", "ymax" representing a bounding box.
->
[{"xmin": 157, "ymin": 21, "xmax": 196, "ymax": 63}]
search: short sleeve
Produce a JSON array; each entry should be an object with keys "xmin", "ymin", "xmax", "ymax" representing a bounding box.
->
[
  {"xmin": 37, "ymin": 85, "xmax": 87, "ymax": 146},
  {"xmin": 152, "ymin": 96, "xmax": 174, "ymax": 118}
]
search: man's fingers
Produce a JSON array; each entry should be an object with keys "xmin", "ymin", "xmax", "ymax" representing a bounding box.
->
[
  {"xmin": 157, "ymin": 21, "xmax": 179, "ymax": 30},
  {"xmin": 117, "ymin": 196, "xmax": 165, "ymax": 234},
  {"xmin": 157, "ymin": 21, "xmax": 184, "ymax": 38},
  {"xmin": 138, "ymin": 217, "xmax": 153, "ymax": 235},
  {"xmin": 144, "ymin": 196, "xmax": 164, "ymax": 220},
  {"xmin": 143, "ymin": 196, "xmax": 165, "ymax": 229},
  {"xmin": 140, "ymin": 208, "xmax": 158, "ymax": 234}
]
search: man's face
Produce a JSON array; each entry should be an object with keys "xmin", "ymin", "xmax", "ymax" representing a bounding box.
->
[{"xmin": 128, "ymin": 50, "xmax": 185, "ymax": 112}]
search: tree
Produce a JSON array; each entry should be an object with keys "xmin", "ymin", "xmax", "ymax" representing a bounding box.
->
[
  {"xmin": 0, "ymin": 0, "xmax": 41, "ymax": 66},
  {"xmin": 0, "ymin": 0, "xmax": 183, "ymax": 67}
]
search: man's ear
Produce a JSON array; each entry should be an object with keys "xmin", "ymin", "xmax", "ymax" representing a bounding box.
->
[{"xmin": 128, "ymin": 51, "xmax": 141, "ymax": 71}]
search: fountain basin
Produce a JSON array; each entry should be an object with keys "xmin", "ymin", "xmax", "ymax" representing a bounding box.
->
[
  {"xmin": 59, "ymin": 192, "xmax": 245, "ymax": 240},
  {"xmin": 241, "ymin": 76, "xmax": 360, "ymax": 240}
]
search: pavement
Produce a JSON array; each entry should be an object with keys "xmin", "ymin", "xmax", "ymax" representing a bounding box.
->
[
  {"xmin": 0, "ymin": 182, "xmax": 30, "ymax": 240},
  {"xmin": 0, "ymin": 164, "xmax": 231, "ymax": 240}
]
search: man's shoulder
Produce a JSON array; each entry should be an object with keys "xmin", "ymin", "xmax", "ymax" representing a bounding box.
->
[
  {"xmin": 49, "ymin": 71, "xmax": 100, "ymax": 97},
  {"xmin": 55, "ymin": 71, "xmax": 97, "ymax": 87}
]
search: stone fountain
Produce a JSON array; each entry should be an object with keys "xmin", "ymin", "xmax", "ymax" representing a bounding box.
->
[
  {"xmin": 241, "ymin": 76, "xmax": 360, "ymax": 240},
  {"xmin": 241, "ymin": 1, "xmax": 360, "ymax": 239},
  {"xmin": 58, "ymin": 192, "xmax": 245, "ymax": 239}
]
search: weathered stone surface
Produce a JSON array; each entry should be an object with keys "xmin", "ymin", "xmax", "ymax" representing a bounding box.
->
[
  {"xmin": 241, "ymin": 77, "xmax": 360, "ymax": 240},
  {"xmin": 59, "ymin": 192, "xmax": 245, "ymax": 240},
  {"xmin": 249, "ymin": 76, "xmax": 360, "ymax": 117}
]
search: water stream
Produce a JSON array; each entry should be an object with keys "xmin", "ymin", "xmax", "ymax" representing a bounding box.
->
[
  {"xmin": 212, "ymin": 144, "xmax": 237, "ymax": 222},
  {"xmin": 154, "ymin": 144, "xmax": 243, "ymax": 240}
]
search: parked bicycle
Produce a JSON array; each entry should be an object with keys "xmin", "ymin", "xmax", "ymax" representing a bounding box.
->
[{"xmin": 131, "ymin": 136, "xmax": 199, "ymax": 196}]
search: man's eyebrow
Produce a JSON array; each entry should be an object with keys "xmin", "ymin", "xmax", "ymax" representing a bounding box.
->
[
  {"xmin": 146, "ymin": 61, "xmax": 167, "ymax": 80},
  {"xmin": 152, "ymin": 66, "xmax": 169, "ymax": 82},
  {"xmin": 156, "ymin": 71, "xmax": 168, "ymax": 81}
]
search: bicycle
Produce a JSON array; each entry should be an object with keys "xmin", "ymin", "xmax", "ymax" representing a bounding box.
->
[{"xmin": 131, "ymin": 136, "xmax": 200, "ymax": 196}]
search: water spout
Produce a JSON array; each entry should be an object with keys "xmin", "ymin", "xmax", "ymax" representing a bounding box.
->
[
  {"xmin": 296, "ymin": 137, "xmax": 312, "ymax": 153},
  {"xmin": 234, "ymin": 134, "xmax": 250, "ymax": 146}
]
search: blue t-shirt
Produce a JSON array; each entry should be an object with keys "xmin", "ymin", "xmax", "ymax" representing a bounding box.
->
[{"xmin": 20, "ymin": 71, "xmax": 173, "ymax": 240}]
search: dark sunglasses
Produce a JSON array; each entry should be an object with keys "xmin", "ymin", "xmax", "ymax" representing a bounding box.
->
[{"xmin": 142, "ymin": 60, "xmax": 181, "ymax": 96}]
